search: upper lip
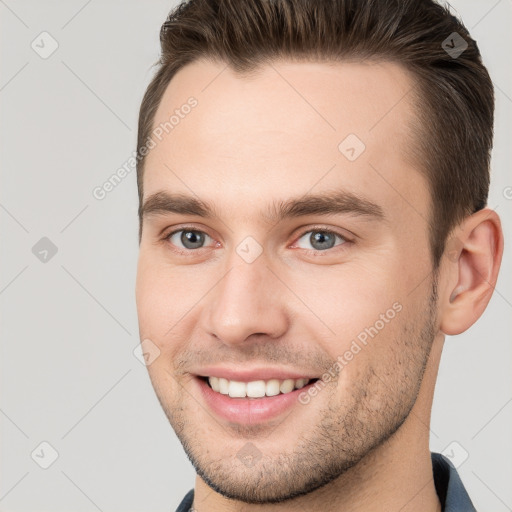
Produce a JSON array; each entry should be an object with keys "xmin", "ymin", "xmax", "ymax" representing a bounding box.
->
[{"xmin": 194, "ymin": 366, "xmax": 318, "ymax": 382}]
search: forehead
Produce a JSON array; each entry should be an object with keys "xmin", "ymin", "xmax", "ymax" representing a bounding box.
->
[{"xmin": 143, "ymin": 58, "xmax": 428, "ymax": 226}]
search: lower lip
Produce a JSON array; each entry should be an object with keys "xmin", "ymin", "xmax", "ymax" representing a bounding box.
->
[{"xmin": 196, "ymin": 377, "xmax": 317, "ymax": 425}]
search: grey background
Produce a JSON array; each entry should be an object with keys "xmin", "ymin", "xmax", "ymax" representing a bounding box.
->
[{"xmin": 0, "ymin": 1, "xmax": 510, "ymax": 510}]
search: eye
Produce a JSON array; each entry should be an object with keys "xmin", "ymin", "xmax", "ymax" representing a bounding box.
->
[
  {"xmin": 294, "ymin": 228, "xmax": 348, "ymax": 252},
  {"xmin": 166, "ymin": 228, "xmax": 214, "ymax": 251},
  {"xmin": 163, "ymin": 226, "xmax": 350, "ymax": 255}
]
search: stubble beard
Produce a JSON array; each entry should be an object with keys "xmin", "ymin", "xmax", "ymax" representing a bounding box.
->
[{"xmin": 151, "ymin": 277, "xmax": 439, "ymax": 504}]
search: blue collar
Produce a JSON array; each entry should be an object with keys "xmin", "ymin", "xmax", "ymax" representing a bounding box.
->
[{"xmin": 431, "ymin": 452, "xmax": 476, "ymax": 511}]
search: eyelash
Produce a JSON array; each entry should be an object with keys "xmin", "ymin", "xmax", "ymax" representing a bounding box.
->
[{"xmin": 162, "ymin": 225, "xmax": 352, "ymax": 257}]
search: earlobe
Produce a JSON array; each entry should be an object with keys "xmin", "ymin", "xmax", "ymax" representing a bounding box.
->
[{"xmin": 439, "ymin": 208, "xmax": 503, "ymax": 336}]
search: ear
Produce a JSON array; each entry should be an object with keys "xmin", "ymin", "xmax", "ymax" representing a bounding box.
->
[{"xmin": 439, "ymin": 208, "xmax": 504, "ymax": 335}]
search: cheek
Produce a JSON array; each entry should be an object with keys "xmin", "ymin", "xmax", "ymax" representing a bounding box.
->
[
  {"xmin": 288, "ymin": 263, "xmax": 403, "ymax": 343},
  {"xmin": 136, "ymin": 255, "xmax": 207, "ymax": 360},
  {"xmin": 136, "ymin": 256, "xmax": 180, "ymax": 341},
  {"xmin": 329, "ymin": 305, "xmax": 405, "ymax": 386}
]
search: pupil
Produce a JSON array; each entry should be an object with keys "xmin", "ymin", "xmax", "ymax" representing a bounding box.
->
[
  {"xmin": 182, "ymin": 230, "xmax": 204, "ymax": 249},
  {"xmin": 311, "ymin": 231, "xmax": 334, "ymax": 250}
]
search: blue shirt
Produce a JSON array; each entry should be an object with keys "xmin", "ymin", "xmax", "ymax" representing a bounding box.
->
[{"xmin": 175, "ymin": 452, "xmax": 476, "ymax": 511}]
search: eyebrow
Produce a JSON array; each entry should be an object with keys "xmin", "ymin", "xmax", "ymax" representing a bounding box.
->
[{"xmin": 140, "ymin": 189, "xmax": 386, "ymax": 224}]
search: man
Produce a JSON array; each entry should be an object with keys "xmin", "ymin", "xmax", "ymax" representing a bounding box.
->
[{"xmin": 134, "ymin": 0, "xmax": 504, "ymax": 510}]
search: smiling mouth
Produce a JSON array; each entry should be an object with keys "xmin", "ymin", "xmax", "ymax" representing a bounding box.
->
[{"xmin": 199, "ymin": 376, "xmax": 319, "ymax": 399}]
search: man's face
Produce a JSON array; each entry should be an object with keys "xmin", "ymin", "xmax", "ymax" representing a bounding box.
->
[{"xmin": 136, "ymin": 59, "xmax": 439, "ymax": 503}]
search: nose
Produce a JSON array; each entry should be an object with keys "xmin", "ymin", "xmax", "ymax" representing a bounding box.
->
[{"xmin": 202, "ymin": 256, "xmax": 289, "ymax": 347}]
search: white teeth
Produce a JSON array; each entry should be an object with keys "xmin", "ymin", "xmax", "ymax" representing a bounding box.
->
[
  {"xmin": 265, "ymin": 379, "xmax": 281, "ymax": 397},
  {"xmin": 228, "ymin": 381, "xmax": 246, "ymax": 398},
  {"xmin": 207, "ymin": 376, "xmax": 312, "ymax": 398},
  {"xmin": 246, "ymin": 380, "xmax": 266, "ymax": 398},
  {"xmin": 295, "ymin": 378, "xmax": 306, "ymax": 389},
  {"xmin": 280, "ymin": 379, "xmax": 295, "ymax": 394},
  {"xmin": 209, "ymin": 376, "xmax": 220, "ymax": 392},
  {"xmin": 218, "ymin": 377, "xmax": 229, "ymax": 394}
]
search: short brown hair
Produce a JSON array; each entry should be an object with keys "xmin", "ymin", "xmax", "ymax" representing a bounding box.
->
[{"xmin": 136, "ymin": 0, "xmax": 494, "ymax": 268}]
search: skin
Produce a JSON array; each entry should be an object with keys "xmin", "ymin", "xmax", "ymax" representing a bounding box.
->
[{"xmin": 135, "ymin": 59, "xmax": 503, "ymax": 511}]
